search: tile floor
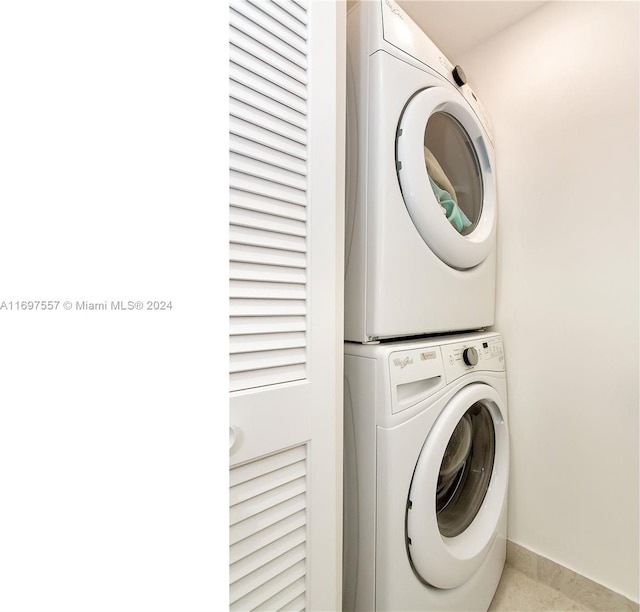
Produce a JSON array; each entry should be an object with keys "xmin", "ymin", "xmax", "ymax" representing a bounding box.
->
[
  {"xmin": 495, "ymin": 541, "xmax": 639, "ymax": 612},
  {"xmin": 489, "ymin": 565, "xmax": 591, "ymax": 611}
]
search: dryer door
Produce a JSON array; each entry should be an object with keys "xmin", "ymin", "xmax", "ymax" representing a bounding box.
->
[
  {"xmin": 396, "ymin": 86, "xmax": 496, "ymax": 270},
  {"xmin": 406, "ymin": 383, "xmax": 508, "ymax": 589}
]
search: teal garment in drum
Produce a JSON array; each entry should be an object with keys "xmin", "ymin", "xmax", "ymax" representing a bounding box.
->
[{"xmin": 428, "ymin": 177, "xmax": 472, "ymax": 233}]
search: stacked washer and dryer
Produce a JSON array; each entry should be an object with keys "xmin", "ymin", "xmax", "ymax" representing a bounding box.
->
[{"xmin": 343, "ymin": 1, "xmax": 510, "ymax": 611}]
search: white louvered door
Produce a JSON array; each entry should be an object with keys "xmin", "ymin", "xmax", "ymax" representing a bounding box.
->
[{"xmin": 229, "ymin": 0, "xmax": 345, "ymax": 610}]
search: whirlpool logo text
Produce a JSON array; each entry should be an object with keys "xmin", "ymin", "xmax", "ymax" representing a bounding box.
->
[
  {"xmin": 385, "ymin": 0, "xmax": 403, "ymax": 19},
  {"xmin": 393, "ymin": 356, "xmax": 413, "ymax": 369}
]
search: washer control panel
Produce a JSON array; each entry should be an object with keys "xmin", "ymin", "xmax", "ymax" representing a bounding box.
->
[
  {"xmin": 388, "ymin": 346, "xmax": 445, "ymax": 414},
  {"xmin": 442, "ymin": 336, "xmax": 504, "ymax": 383}
]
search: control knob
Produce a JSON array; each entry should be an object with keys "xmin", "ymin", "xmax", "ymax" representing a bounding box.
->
[
  {"xmin": 462, "ymin": 346, "xmax": 479, "ymax": 367},
  {"xmin": 452, "ymin": 65, "xmax": 467, "ymax": 87}
]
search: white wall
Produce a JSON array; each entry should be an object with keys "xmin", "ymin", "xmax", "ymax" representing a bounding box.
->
[{"xmin": 459, "ymin": 1, "xmax": 639, "ymax": 601}]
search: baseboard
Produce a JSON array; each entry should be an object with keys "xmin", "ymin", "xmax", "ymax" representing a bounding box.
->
[{"xmin": 506, "ymin": 540, "xmax": 638, "ymax": 611}]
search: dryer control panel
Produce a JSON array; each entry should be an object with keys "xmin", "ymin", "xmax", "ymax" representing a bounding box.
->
[{"xmin": 442, "ymin": 336, "xmax": 504, "ymax": 384}]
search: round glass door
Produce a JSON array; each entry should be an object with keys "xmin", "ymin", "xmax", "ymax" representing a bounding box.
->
[
  {"xmin": 405, "ymin": 383, "xmax": 508, "ymax": 589},
  {"xmin": 424, "ymin": 112, "xmax": 483, "ymax": 237},
  {"xmin": 436, "ymin": 402, "xmax": 495, "ymax": 538},
  {"xmin": 396, "ymin": 86, "xmax": 496, "ymax": 270}
]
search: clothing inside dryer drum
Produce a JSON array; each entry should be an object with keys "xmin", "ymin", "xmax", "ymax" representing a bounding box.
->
[
  {"xmin": 436, "ymin": 401, "xmax": 495, "ymax": 538},
  {"xmin": 424, "ymin": 111, "xmax": 483, "ymax": 236}
]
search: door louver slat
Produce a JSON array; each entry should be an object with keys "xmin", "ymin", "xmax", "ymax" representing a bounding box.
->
[
  {"xmin": 230, "ymin": 43, "xmax": 307, "ymax": 100},
  {"xmin": 246, "ymin": 0, "xmax": 307, "ymax": 39},
  {"xmin": 230, "ymin": 201, "xmax": 306, "ymax": 236},
  {"xmin": 271, "ymin": 0, "xmax": 307, "ymax": 25},
  {"xmin": 230, "ymin": 364, "xmax": 305, "ymax": 391},
  {"xmin": 230, "ymin": 134, "xmax": 307, "ymax": 176},
  {"xmin": 229, "ymin": 444, "xmax": 308, "ymax": 610},
  {"xmin": 230, "ymin": 63, "xmax": 306, "ymax": 115},
  {"xmin": 231, "ymin": 558, "xmax": 306, "ymax": 611},
  {"xmin": 229, "ymin": 332, "xmax": 306, "ymax": 355},
  {"xmin": 230, "ymin": 495, "xmax": 306, "ymax": 545},
  {"xmin": 230, "ymin": 459, "xmax": 306, "ymax": 507},
  {"xmin": 230, "ymin": 315, "xmax": 305, "ymax": 337},
  {"xmin": 230, "ymin": 189, "xmax": 306, "ymax": 222},
  {"xmin": 231, "ymin": 0, "xmax": 306, "ymax": 55},
  {"xmin": 230, "ymin": 280, "xmax": 306, "ymax": 301},
  {"xmin": 230, "ymin": 510, "xmax": 305, "ymax": 564},
  {"xmin": 231, "ymin": 445, "xmax": 306, "ymax": 488},
  {"xmin": 230, "ymin": 81, "xmax": 307, "ymax": 131},
  {"xmin": 230, "ymin": 262, "xmax": 306, "ymax": 285},
  {"xmin": 230, "ymin": 116, "xmax": 307, "ymax": 162},
  {"xmin": 230, "ymin": 348, "xmax": 306, "ymax": 377},
  {"xmin": 230, "ymin": 224, "xmax": 306, "ymax": 253},
  {"xmin": 230, "ymin": 27, "xmax": 307, "ymax": 86},
  {"xmin": 230, "ymin": 170, "xmax": 306, "ymax": 207},
  {"xmin": 230, "ymin": 526, "xmax": 306, "ymax": 584},
  {"xmin": 229, "ymin": 10, "xmax": 307, "ymax": 71},
  {"xmin": 230, "ymin": 244, "xmax": 306, "ymax": 270},
  {"xmin": 253, "ymin": 577, "xmax": 306, "ymax": 611},
  {"xmin": 230, "ymin": 152, "xmax": 307, "ymax": 192},
  {"xmin": 230, "ymin": 299, "xmax": 306, "ymax": 318},
  {"xmin": 230, "ymin": 479, "xmax": 306, "ymax": 528},
  {"xmin": 230, "ymin": 97, "xmax": 307, "ymax": 147}
]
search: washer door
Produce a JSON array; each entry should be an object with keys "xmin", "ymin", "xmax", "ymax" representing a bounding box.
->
[
  {"xmin": 396, "ymin": 86, "xmax": 496, "ymax": 270},
  {"xmin": 406, "ymin": 383, "xmax": 508, "ymax": 589}
]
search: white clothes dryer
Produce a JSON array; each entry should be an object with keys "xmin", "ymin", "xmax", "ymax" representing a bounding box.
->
[
  {"xmin": 345, "ymin": 0, "xmax": 498, "ymax": 342},
  {"xmin": 343, "ymin": 332, "xmax": 509, "ymax": 611}
]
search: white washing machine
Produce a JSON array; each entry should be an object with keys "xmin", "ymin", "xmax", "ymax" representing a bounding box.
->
[
  {"xmin": 343, "ymin": 332, "xmax": 509, "ymax": 611},
  {"xmin": 345, "ymin": 0, "xmax": 498, "ymax": 343}
]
